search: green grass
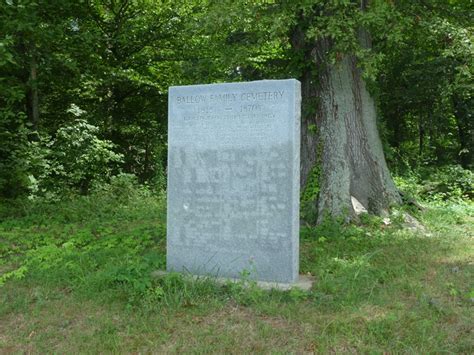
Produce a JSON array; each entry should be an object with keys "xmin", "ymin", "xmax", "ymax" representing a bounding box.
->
[{"xmin": 1, "ymin": 190, "xmax": 473, "ymax": 353}]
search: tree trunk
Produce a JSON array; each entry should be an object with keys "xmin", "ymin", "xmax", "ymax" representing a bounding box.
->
[
  {"xmin": 389, "ymin": 107, "xmax": 402, "ymax": 150},
  {"xmin": 453, "ymin": 94, "xmax": 473, "ymax": 168},
  {"xmin": 418, "ymin": 115, "xmax": 424, "ymax": 157},
  {"xmin": 26, "ymin": 55, "xmax": 39, "ymax": 131},
  {"xmin": 299, "ymin": 67, "xmax": 320, "ymax": 190},
  {"xmin": 290, "ymin": 5, "xmax": 401, "ymax": 223},
  {"xmin": 307, "ymin": 38, "xmax": 401, "ymax": 222},
  {"xmin": 290, "ymin": 14, "xmax": 319, "ymax": 190}
]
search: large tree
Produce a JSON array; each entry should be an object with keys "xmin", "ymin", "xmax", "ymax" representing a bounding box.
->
[
  {"xmin": 291, "ymin": 3, "xmax": 402, "ymax": 221},
  {"xmin": 207, "ymin": 0, "xmax": 403, "ymax": 222}
]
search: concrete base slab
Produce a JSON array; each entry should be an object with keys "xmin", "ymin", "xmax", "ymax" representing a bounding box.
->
[{"xmin": 151, "ymin": 270, "xmax": 314, "ymax": 291}]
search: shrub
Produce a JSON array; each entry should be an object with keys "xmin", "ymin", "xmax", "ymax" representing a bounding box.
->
[
  {"xmin": 301, "ymin": 165, "xmax": 321, "ymax": 223},
  {"xmin": 394, "ymin": 165, "xmax": 473, "ymax": 203},
  {"xmin": 26, "ymin": 119, "xmax": 124, "ymax": 198},
  {"xmin": 419, "ymin": 165, "xmax": 473, "ymax": 201}
]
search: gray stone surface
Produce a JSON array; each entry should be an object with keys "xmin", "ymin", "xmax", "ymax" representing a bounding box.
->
[
  {"xmin": 167, "ymin": 79, "xmax": 301, "ymax": 283},
  {"xmin": 152, "ymin": 270, "xmax": 314, "ymax": 291}
]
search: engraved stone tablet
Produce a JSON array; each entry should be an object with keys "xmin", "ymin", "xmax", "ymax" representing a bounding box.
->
[{"xmin": 167, "ymin": 79, "xmax": 301, "ymax": 283}]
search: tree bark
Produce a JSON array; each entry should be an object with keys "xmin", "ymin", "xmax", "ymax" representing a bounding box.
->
[
  {"xmin": 290, "ymin": 13, "xmax": 319, "ymax": 190},
  {"xmin": 453, "ymin": 94, "xmax": 473, "ymax": 168},
  {"xmin": 26, "ymin": 55, "xmax": 39, "ymax": 131},
  {"xmin": 303, "ymin": 37, "xmax": 401, "ymax": 222},
  {"xmin": 299, "ymin": 66, "xmax": 320, "ymax": 190},
  {"xmin": 418, "ymin": 115, "xmax": 424, "ymax": 157}
]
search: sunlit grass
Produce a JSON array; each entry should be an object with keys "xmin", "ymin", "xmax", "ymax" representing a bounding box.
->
[{"xmin": 0, "ymin": 190, "xmax": 472, "ymax": 353}]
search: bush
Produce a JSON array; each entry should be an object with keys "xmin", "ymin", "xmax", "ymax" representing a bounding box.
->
[
  {"xmin": 419, "ymin": 165, "xmax": 473, "ymax": 201},
  {"xmin": 394, "ymin": 165, "xmax": 473, "ymax": 203},
  {"xmin": 26, "ymin": 119, "xmax": 124, "ymax": 198},
  {"xmin": 300, "ymin": 165, "xmax": 321, "ymax": 223}
]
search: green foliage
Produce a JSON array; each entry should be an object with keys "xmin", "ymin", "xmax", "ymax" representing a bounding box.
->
[
  {"xmin": 0, "ymin": 31, "xmax": 29, "ymax": 198},
  {"xmin": 0, "ymin": 123, "xmax": 30, "ymax": 198},
  {"xmin": 418, "ymin": 165, "xmax": 473, "ymax": 201},
  {"xmin": 1, "ymin": 0, "xmax": 472, "ymax": 199},
  {"xmin": 0, "ymin": 0, "xmax": 181, "ymax": 198},
  {"xmin": 377, "ymin": 1, "xmax": 473, "ymax": 168},
  {"xmin": 1, "ymin": 183, "xmax": 473, "ymax": 352},
  {"xmin": 300, "ymin": 164, "xmax": 321, "ymax": 223},
  {"xmin": 26, "ymin": 120, "xmax": 124, "ymax": 197},
  {"xmin": 0, "ymin": 182, "xmax": 166, "ymax": 301},
  {"xmin": 394, "ymin": 165, "xmax": 473, "ymax": 203},
  {"xmin": 2, "ymin": 173, "xmax": 470, "ymax": 306}
]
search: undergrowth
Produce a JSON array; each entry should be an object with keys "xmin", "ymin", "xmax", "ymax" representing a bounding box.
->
[
  {"xmin": 1, "ymin": 170, "xmax": 472, "ymax": 308},
  {"xmin": 0, "ymin": 170, "xmax": 473, "ymax": 352}
]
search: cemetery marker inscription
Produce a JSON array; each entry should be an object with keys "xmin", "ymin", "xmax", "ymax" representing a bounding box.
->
[{"xmin": 167, "ymin": 79, "xmax": 301, "ymax": 284}]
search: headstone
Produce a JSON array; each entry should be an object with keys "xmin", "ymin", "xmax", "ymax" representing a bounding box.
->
[{"xmin": 167, "ymin": 79, "xmax": 301, "ymax": 284}]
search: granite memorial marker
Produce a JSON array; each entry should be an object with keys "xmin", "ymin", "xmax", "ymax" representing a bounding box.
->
[{"xmin": 167, "ymin": 79, "xmax": 301, "ymax": 284}]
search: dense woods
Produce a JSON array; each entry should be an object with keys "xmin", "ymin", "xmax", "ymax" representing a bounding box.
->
[{"xmin": 1, "ymin": 0, "xmax": 472, "ymax": 215}]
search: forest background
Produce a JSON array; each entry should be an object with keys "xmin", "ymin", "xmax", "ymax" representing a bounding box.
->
[{"xmin": 1, "ymin": 0, "xmax": 472, "ymax": 204}]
